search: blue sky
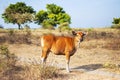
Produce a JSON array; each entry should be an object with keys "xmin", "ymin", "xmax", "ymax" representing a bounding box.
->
[{"xmin": 0, "ymin": 0, "xmax": 120, "ymax": 28}]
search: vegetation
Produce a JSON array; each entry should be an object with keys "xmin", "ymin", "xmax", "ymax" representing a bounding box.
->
[
  {"xmin": 25, "ymin": 64, "xmax": 60, "ymax": 80},
  {"xmin": 0, "ymin": 45, "xmax": 18, "ymax": 80},
  {"xmin": 58, "ymin": 22, "xmax": 71, "ymax": 31},
  {"xmin": 0, "ymin": 28, "xmax": 120, "ymax": 50},
  {"xmin": 0, "ymin": 25, "xmax": 4, "ymax": 29},
  {"xmin": 2, "ymin": 2, "xmax": 35, "ymax": 29},
  {"xmin": 1, "ymin": 1, "xmax": 120, "ymax": 80},
  {"xmin": 1, "ymin": 1, "xmax": 120, "ymax": 31},
  {"xmin": 35, "ymin": 4, "xmax": 71, "ymax": 29},
  {"xmin": 0, "ymin": 29, "xmax": 32, "ymax": 44},
  {"xmin": 0, "ymin": 45, "xmax": 60, "ymax": 80},
  {"xmin": 103, "ymin": 62, "xmax": 120, "ymax": 73},
  {"xmin": 111, "ymin": 18, "xmax": 120, "ymax": 29},
  {"xmin": 80, "ymin": 29, "xmax": 120, "ymax": 50},
  {"xmin": 112, "ymin": 18, "xmax": 120, "ymax": 24}
]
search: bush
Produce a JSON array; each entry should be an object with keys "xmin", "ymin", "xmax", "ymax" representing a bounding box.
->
[
  {"xmin": 39, "ymin": 65, "xmax": 58, "ymax": 79},
  {"xmin": 42, "ymin": 25, "xmax": 55, "ymax": 30},
  {"xmin": 103, "ymin": 39, "xmax": 120, "ymax": 50},
  {"xmin": 111, "ymin": 24, "xmax": 120, "ymax": 29},
  {"xmin": 58, "ymin": 22, "xmax": 71, "ymax": 32},
  {"xmin": 86, "ymin": 31, "xmax": 115, "ymax": 40},
  {"xmin": 8, "ymin": 29, "xmax": 15, "ymax": 36},
  {"xmin": 0, "ymin": 29, "xmax": 32, "ymax": 44},
  {"xmin": 0, "ymin": 45, "xmax": 18, "ymax": 80},
  {"xmin": 20, "ymin": 64, "xmax": 60, "ymax": 80},
  {"xmin": 0, "ymin": 45, "xmax": 10, "ymax": 58}
]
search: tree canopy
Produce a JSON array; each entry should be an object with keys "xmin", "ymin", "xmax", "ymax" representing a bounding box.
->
[
  {"xmin": 2, "ymin": 2, "xmax": 35, "ymax": 29},
  {"xmin": 35, "ymin": 4, "xmax": 71, "ymax": 29},
  {"xmin": 111, "ymin": 18, "xmax": 120, "ymax": 29},
  {"xmin": 112, "ymin": 18, "xmax": 120, "ymax": 24}
]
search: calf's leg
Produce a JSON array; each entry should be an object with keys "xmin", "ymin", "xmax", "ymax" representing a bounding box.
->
[
  {"xmin": 65, "ymin": 53, "xmax": 70, "ymax": 73},
  {"xmin": 41, "ymin": 48, "xmax": 49, "ymax": 63}
]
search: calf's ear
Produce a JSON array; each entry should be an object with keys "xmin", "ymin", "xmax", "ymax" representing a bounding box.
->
[
  {"xmin": 72, "ymin": 31, "xmax": 77, "ymax": 35},
  {"xmin": 83, "ymin": 32, "xmax": 88, "ymax": 36}
]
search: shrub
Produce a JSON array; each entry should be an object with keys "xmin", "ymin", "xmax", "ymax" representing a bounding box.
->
[
  {"xmin": 87, "ymin": 28, "xmax": 94, "ymax": 32},
  {"xmin": 42, "ymin": 25, "xmax": 55, "ymax": 30},
  {"xmin": 39, "ymin": 65, "xmax": 58, "ymax": 79},
  {"xmin": 0, "ymin": 45, "xmax": 18, "ymax": 80},
  {"xmin": 0, "ymin": 29, "xmax": 32, "ymax": 44},
  {"xmin": 103, "ymin": 39, "xmax": 120, "ymax": 50},
  {"xmin": 58, "ymin": 22, "xmax": 71, "ymax": 32},
  {"xmin": 111, "ymin": 24, "xmax": 120, "ymax": 29},
  {"xmin": 22, "ymin": 64, "xmax": 59, "ymax": 80},
  {"xmin": 0, "ymin": 45, "xmax": 10, "ymax": 58},
  {"xmin": 8, "ymin": 29, "xmax": 15, "ymax": 36}
]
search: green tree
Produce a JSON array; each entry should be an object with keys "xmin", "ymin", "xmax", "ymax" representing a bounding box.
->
[
  {"xmin": 112, "ymin": 18, "xmax": 120, "ymax": 24},
  {"xmin": 35, "ymin": 3, "xmax": 71, "ymax": 29},
  {"xmin": 2, "ymin": 2, "xmax": 35, "ymax": 29},
  {"xmin": 0, "ymin": 25, "xmax": 4, "ymax": 29},
  {"xmin": 111, "ymin": 18, "xmax": 120, "ymax": 29},
  {"xmin": 46, "ymin": 4, "xmax": 65, "ymax": 14},
  {"xmin": 58, "ymin": 22, "xmax": 71, "ymax": 31},
  {"xmin": 35, "ymin": 10, "xmax": 48, "ymax": 25}
]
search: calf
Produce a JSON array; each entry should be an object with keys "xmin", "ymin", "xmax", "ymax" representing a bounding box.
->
[{"xmin": 41, "ymin": 31, "xmax": 86, "ymax": 72}]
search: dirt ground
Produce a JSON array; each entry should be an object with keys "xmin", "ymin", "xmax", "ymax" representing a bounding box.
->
[{"xmin": 8, "ymin": 44, "xmax": 120, "ymax": 80}]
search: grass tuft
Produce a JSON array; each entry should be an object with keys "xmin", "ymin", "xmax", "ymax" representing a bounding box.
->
[{"xmin": 23, "ymin": 64, "xmax": 59, "ymax": 80}]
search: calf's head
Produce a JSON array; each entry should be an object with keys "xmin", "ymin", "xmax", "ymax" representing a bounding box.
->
[{"xmin": 72, "ymin": 31, "xmax": 86, "ymax": 42}]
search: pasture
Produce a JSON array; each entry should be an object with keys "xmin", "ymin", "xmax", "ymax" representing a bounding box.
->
[{"xmin": 0, "ymin": 28, "xmax": 120, "ymax": 80}]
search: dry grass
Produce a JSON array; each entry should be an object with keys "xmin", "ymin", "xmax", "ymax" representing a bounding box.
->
[
  {"xmin": 0, "ymin": 45, "xmax": 18, "ymax": 80},
  {"xmin": 79, "ymin": 28, "xmax": 120, "ymax": 50},
  {"xmin": 0, "ymin": 28, "xmax": 120, "ymax": 50},
  {"xmin": 0, "ymin": 29, "xmax": 32, "ymax": 44},
  {"xmin": 0, "ymin": 45, "xmax": 61, "ymax": 80},
  {"xmin": 22, "ymin": 64, "xmax": 60, "ymax": 80},
  {"xmin": 0, "ymin": 28, "xmax": 120, "ymax": 79}
]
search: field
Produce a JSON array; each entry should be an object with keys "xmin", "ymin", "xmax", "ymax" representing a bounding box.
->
[{"xmin": 0, "ymin": 28, "xmax": 120, "ymax": 80}]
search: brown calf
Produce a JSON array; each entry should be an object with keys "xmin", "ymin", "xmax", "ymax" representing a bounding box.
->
[{"xmin": 41, "ymin": 31, "xmax": 86, "ymax": 72}]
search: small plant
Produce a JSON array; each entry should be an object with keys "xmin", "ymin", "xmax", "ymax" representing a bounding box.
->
[
  {"xmin": 39, "ymin": 64, "xmax": 58, "ymax": 79},
  {"xmin": 0, "ymin": 45, "xmax": 10, "ymax": 58},
  {"xmin": 103, "ymin": 62, "xmax": 120, "ymax": 73},
  {"xmin": 8, "ymin": 29, "xmax": 15, "ymax": 36},
  {"xmin": 87, "ymin": 28, "xmax": 93, "ymax": 32}
]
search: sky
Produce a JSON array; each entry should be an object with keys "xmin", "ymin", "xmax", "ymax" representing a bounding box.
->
[{"xmin": 0, "ymin": 0, "xmax": 120, "ymax": 28}]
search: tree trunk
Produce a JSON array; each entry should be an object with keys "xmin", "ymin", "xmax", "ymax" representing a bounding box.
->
[{"xmin": 18, "ymin": 24, "xmax": 21, "ymax": 30}]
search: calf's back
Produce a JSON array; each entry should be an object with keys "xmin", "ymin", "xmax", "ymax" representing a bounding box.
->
[{"xmin": 41, "ymin": 34, "xmax": 76, "ymax": 55}]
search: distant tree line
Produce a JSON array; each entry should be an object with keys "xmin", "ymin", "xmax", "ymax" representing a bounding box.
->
[
  {"xmin": 2, "ymin": 2, "xmax": 71, "ymax": 30},
  {"xmin": 2, "ymin": 2, "xmax": 119, "ymax": 29}
]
